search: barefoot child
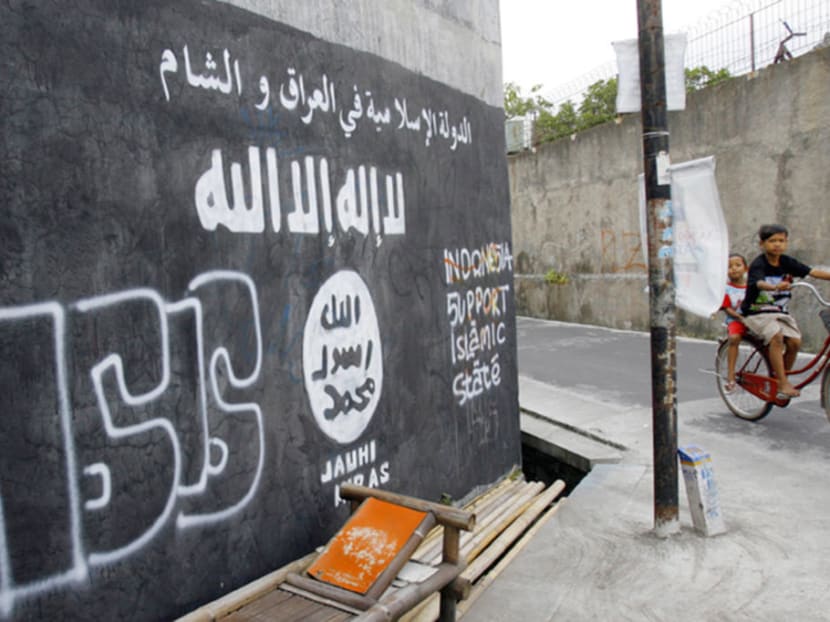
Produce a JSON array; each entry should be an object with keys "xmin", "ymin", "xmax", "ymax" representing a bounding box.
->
[
  {"xmin": 721, "ymin": 253, "xmax": 747, "ymax": 392},
  {"xmin": 740, "ymin": 224, "xmax": 830, "ymax": 398}
]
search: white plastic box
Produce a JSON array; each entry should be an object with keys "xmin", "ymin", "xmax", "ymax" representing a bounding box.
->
[{"xmin": 678, "ymin": 445, "xmax": 726, "ymax": 536}]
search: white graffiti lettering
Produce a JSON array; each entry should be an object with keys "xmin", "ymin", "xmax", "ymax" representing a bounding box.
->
[
  {"xmin": 443, "ymin": 242, "xmax": 513, "ymax": 285},
  {"xmin": 446, "ymin": 286, "xmax": 511, "ymax": 328},
  {"xmin": 452, "ymin": 354, "xmax": 502, "ymax": 407},
  {"xmin": 0, "ymin": 271, "xmax": 263, "ymax": 614},
  {"xmin": 332, "ymin": 464, "xmax": 391, "ymax": 507},
  {"xmin": 450, "ymin": 320, "xmax": 507, "ymax": 365},
  {"xmin": 443, "ymin": 242, "xmax": 513, "ymax": 406}
]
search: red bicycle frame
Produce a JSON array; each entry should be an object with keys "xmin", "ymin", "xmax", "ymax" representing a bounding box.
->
[{"xmin": 738, "ymin": 335, "xmax": 830, "ymax": 407}]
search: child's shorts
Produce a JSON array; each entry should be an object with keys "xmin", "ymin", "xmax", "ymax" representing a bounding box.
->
[
  {"xmin": 742, "ymin": 312, "xmax": 801, "ymax": 345},
  {"xmin": 727, "ymin": 321, "xmax": 746, "ymax": 337}
]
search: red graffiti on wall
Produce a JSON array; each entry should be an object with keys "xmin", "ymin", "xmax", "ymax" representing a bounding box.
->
[{"xmin": 600, "ymin": 229, "xmax": 647, "ymax": 273}]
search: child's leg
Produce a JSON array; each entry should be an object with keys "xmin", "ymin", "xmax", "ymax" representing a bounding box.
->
[
  {"xmin": 725, "ymin": 323, "xmax": 745, "ymax": 388},
  {"xmin": 783, "ymin": 335, "xmax": 801, "ymax": 371},
  {"xmin": 727, "ymin": 334, "xmax": 741, "ymax": 383},
  {"xmin": 768, "ymin": 331, "xmax": 799, "ymax": 396}
]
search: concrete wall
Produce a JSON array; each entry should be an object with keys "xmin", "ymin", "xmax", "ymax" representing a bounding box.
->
[
  {"xmin": 0, "ymin": 1, "xmax": 516, "ymax": 619},
  {"xmin": 512, "ymin": 46, "xmax": 830, "ymax": 350},
  {"xmin": 222, "ymin": 0, "xmax": 504, "ymax": 107}
]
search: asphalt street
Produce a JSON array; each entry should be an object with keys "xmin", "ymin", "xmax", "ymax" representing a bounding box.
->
[{"xmin": 516, "ymin": 316, "xmax": 830, "ymax": 447}]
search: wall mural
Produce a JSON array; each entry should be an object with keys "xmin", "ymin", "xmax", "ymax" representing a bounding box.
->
[{"xmin": 0, "ymin": 0, "xmax": 516, "ymax": 619}]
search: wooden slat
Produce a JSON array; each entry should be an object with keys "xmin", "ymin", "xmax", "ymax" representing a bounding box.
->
[
  {"xmin": 461, "ymin": 478, "xmax": 522, "ymax": 515},
  {"xmin": 278, "ymin": 584, "xmax": 362, "ymax": 616},
  {"xmin": 339, "ymin": 484, "xmax": 475, "ymax": 531},
  {"xmin": 301, "ymin": 605, "xmax": 353, "ymax": 622},
  {"xmin": 464, "ymin": 480, "xmax": 566, "ymax": 581},
  {"xmin": 401, "ymin": 481, "xmax": 566, "ymax": 622},
  {"xmin": 179, "ymin": 552, "xmax": 318, "ymax": 621},
  {"xmin": 184, "ymin": 476, "xmax": 561, "ymax": 622},
  {"xmin": 283, "ymin": 573, "xmax": 377, "ymax": 610},
  {"xmin": 259, "ymin": 593, "xmax": 328, "ymax": 621},
  {"xmin": 459, "ymin": 482, "xmax": 543, "ymax": 554},
  {"xmin": 411, "ymin": 478, "xmax": 520, "ymax": 561},
  {"xmin": 221, "ymin": 589, "xmax": 294, "ymax": 620},
  {"xmin": 416, "ymin": 479, "xmax": 526, "ymax": 562},
  {"xmin": 457, "ymin": 499, "xmax": 567, "ymax": 618},
  {"xmin": 416, "ymin": 481, "xmax": 542, "ymax": 565},
  {"xmin": 352, "ymin": 563, "xmax": 463, "ymax": 622},
  {"xmin": 462, "ymin": 481, "xmax": 549, "ymax": 563}
]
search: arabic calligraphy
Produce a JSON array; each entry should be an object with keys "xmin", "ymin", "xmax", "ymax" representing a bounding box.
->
[
  {"xmin": 193, "ymin": 148, "xmax": 406, "ymax": 243},
  {"xmin": 303, "ymin": 271, "xmax": 383, "ymax": 445},
  {"xmin": 160, "ymin": 46, "xmax": 242, "ymax": 101},
  {"xmin": 158, "ymin": 45, "xmax": 473, "ymax": 151}
]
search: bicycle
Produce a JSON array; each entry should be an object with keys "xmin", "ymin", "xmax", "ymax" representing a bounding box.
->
[{"xmin": 715, "ymin": 281, "xmax": 830, "ymax": 421}]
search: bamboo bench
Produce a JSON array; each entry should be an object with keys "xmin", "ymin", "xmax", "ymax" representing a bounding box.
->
[{"xmin": 179, "ymin": 484, "xmax": 476, "ymax": 622}]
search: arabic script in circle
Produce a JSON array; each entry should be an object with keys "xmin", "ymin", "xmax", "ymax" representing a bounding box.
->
[{"xmin": 303, "ymin": 270, "xmax": 383, "ymax": 444}]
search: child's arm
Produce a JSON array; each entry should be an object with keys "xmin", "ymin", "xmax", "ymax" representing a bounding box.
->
[
  {"xmin": 809, "ymin": 267, "xmax": 830, "ymax": 281},
  {"xmin": 723, "ymin": 308, "xmax": 743, "ymax": 321}
]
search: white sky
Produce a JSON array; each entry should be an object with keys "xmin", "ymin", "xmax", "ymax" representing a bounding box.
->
[{"xmin": 500, "ymin": 0, "xmax": 741, "ymax": 94}]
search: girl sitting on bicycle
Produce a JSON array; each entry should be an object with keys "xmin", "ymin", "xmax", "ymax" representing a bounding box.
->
[
  {"xmin": 740, "ymin": 224, "xmax": 830, "ymax": 398},
  {"xmin": 721, "ymin": 253, "xmax": 748, "ymax": 392}
]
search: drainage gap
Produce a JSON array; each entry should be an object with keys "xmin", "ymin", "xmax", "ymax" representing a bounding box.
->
[{"xmin": 521, "ymin": 442, "xmax": 588, "ymax": 495}]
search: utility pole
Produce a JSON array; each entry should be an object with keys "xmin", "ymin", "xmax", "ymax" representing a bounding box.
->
[{"xmin": 636, "ymin": 0, "xmax": 679, "ymax": 537}]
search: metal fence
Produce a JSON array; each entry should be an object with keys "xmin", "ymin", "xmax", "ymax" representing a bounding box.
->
[{"xmin": 546, "ymin": 0, "xmax": 830, "ymax": 108}]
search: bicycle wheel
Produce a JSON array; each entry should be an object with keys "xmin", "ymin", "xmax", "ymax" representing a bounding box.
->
[
  {"xmin": 715, "ymin": 337, "xmax": 774, "ymax": 421},
  {"xmin": 821, "ymin": 366, "xmax": 830, "ymax": 422}
]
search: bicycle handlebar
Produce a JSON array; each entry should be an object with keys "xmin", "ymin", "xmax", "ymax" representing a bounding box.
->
[{"xmin": 792, "ymin": 281, "xmax": 830, "ymax": 307}]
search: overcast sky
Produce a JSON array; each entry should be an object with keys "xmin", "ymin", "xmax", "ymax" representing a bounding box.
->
[{"xmin": 499, "ymin": 0, "xmax": 744, "ymax": 93}]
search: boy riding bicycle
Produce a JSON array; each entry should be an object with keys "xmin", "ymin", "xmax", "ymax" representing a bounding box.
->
[{"xmin": 741, "ymin": 224, "xmax": 830, "ymax": 398}]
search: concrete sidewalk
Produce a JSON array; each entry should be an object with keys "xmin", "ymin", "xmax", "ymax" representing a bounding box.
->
[{"xmin": 463, "ymin": 376, "xmax": 830, "ymax": 621}]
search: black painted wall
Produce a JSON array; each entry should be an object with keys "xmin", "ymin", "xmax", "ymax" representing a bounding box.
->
[{"xmin": 0, "ymin": 1, "xmax": 518, "ymax": 619}]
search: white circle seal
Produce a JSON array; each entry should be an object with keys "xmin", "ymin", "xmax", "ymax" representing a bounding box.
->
[{"xmin": 303, "ymin": 270, "xmax": 383, "ymax": 444}]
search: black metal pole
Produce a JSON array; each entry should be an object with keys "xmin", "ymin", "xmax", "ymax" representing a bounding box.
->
[{"xmin": 636, "ymin": 0, "xmax": 679, "ymax": 537}]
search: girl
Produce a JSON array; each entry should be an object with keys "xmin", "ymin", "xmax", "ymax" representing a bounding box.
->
[{"xmin": 722, "ymin": 253, "xmax": 748, "ymax": 392}]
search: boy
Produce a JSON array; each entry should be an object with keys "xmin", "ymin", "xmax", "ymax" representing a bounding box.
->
[
  {"xmin": 740, "ymin": 224, "xmax": 830, "ymax": 398},
  {"xmin": 721, "ymin": 253, "xmax": 747, "ymax": 392}
]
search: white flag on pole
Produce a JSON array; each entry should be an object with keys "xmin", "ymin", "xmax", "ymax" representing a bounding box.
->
[
  {"xmin": 638, "ymin": 156, "xmax": 729, "ymax": 317},
  {"xmin": 613, "ymin": 34, "xmax": 688, "ymax": 113}
]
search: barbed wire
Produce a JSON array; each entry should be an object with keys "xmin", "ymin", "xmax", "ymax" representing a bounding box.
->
[{"xmin": 544, "ymin": 0, "xmax": 830, "ymax": 108}]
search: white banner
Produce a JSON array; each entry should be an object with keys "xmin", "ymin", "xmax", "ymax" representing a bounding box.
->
[
  {"xmin": 613, "ymin": 33, "xmax": 688, "ymax": 113},
  {"xmin": 638, "ymin": 156, "xmax": 728, "ymax": 317}
]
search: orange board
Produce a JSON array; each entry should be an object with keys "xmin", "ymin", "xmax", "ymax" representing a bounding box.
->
[{"xmin": 307, "ymin": 497, "xmax": 428, "ymax": 594}]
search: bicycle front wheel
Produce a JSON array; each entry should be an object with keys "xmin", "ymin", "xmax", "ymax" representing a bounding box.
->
[
  {"xmin": 821, "ymin": 367, "xmax": 830, "ymax": 422},
  {"xmin": 715, "ymin": 338, "xmax": 773, "ymax": 421}
]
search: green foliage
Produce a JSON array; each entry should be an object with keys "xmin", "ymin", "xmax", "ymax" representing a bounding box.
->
[
  {"xmin": 577, "ymin": 77, "xmax": 618, "ymax": 128},
  {"xmin": 503, "ymin": 81, "xmax": 552, "ymax": 119},
  {"xmin": 544, "ymin": 268, "xmax": 569, "ymax": 285},
  {"xmin": 684, "ymin": 66, "xmax": 732, "ymax": 91},
  {"xmin": 505, "ymin": 65, "xmax": 733, "ymax": 147},
  {"xmin": 535, "ymin": 100, "xmax": 578, "ymax": 142}
]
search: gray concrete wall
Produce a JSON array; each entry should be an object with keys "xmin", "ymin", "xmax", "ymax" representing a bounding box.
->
[
  {"xmin": 222, "ymin": 0, "xmax": 504, "ymax": 106},
  {"xmin": 512, "ymin": 46, "xmax": 830, "ymax": 351}
]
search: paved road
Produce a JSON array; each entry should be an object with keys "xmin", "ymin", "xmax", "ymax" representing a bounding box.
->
[{"xmin": 516, "ymin": 315, "xmax": 830, "ymax": 446}]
